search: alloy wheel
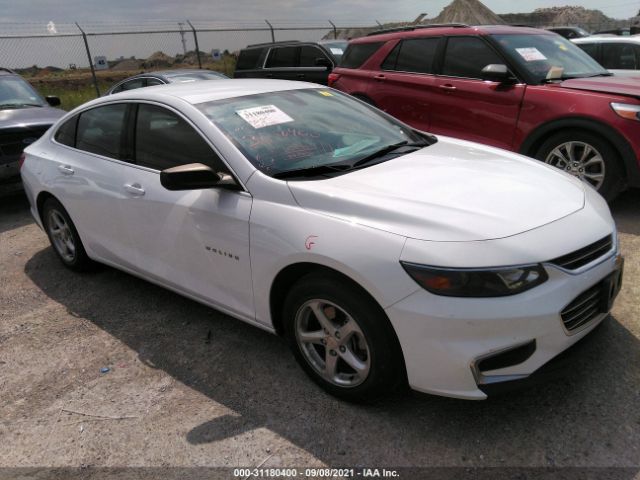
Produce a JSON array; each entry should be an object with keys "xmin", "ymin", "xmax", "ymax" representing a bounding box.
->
[
  {"xmin": 544, "ymin": 141, "xmax": 605, "ymax": 190},
  {"xmin": 47, "ymin": 209, "xmax": 76, "ymax": 262},
  {"xmin": 294, "ymin": 299, "xmax": 371, "ymax": 387}
]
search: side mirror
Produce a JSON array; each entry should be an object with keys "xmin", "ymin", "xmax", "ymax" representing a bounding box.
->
[
  {"xmin": 315, "ymin": 57, "xmax": 332, "ymax": 69},
  {"xmin": 481, "ymin": 64, "xmax": 513, "ymax": 83},
  {"xmin": 45, "ymin": 95, "xmax": 61, "ymax": 107},
  {"xmin": 160, "ymin": 163, "xmax": 239, "ymax": 191}
]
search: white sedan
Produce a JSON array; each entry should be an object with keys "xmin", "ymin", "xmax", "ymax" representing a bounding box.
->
[{"xmin": 20, "ymin": 79, "xmax": 623, "ymax": 401}]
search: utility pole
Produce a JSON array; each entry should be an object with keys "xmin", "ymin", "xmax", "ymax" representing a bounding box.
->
[{"xmin": 178, "ymin": 22, "xmax": 187, "ymax": 55}]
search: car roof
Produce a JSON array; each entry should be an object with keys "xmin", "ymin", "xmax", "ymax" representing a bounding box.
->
[
  {"xmin": 90, "ymin": 79, "xmax": 322, "ymax": 107},
  {"xmin": 353, "ymin": 24, "xmax": 552, "ymax": 43},
  {"xmin": 573, "ymin": 36, "xmax": 640, "ymax": 44}
]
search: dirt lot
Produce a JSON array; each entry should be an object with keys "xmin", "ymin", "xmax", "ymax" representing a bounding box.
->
[{"xmin": 1, "ymin": 187, "xmax": 639, "ymax": 478}]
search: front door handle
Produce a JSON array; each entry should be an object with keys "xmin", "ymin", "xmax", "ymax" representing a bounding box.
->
[
  {"xmin": 124, "ymin": 183, "xmax": 145, "ymax": 196},
  {"xmin": 57, "ymin": 164, "xmax": 74, "ymax": 175},
  {"xmin": 374, "ymin": 74, "xmax": 386, "ymax": 81},
  {"xmin": 297, "ymin": 73, "xmax": 305, "ymax": 78},
  {"xmin": 439, "ymin": 84, "xmax": 457, "ymax": 92}
]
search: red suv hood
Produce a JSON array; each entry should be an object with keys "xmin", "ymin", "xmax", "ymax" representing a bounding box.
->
[{"xmin": 560, "ymin": 76, "xmax": 640, "ymax": 98}]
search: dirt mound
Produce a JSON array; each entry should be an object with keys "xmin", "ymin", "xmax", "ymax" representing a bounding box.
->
[
  {"xmin": 434, "ymin": 0, "xmax": 505, "ymax": 25},
  {"xmin": 142, "ymin": 51, "xmax": 174, "ymax": 69},
  {"xmin": 500, "ymin": 6, "xmax": 629, "ymax": 31},
  {"xmin": 111, "ymin": 59, "xmax": 144, "ymax": 71}
]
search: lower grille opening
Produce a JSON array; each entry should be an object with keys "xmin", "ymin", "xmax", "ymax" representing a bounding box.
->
[
  {"xmin": 477, "ymin": 340, "xmax": 537, "ymax": 373},
  {"xmin": 562, "ymin": 284, "xmax": 605, "ymax": 332}
]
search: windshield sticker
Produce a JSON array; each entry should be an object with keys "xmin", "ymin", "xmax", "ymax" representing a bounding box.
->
[
  {"xmin": 236, "ymin": 105, "xmax": 294, "ymax": 129},
  {"xmin": 330, "ymin": 48, "xmax": 343, "ymax": 55},
  {"xmin": 318, "ymin": 91, "xmax": 334, "ymax": 97},
  {"xmin": 515, "ymin": 47, "xmax": 547, "ymax": 62}
]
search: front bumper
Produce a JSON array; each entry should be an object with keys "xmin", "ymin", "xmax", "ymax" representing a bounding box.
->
[{"xmin": 385, "ymin": 251, "xmax": 621, "ymax": 400}]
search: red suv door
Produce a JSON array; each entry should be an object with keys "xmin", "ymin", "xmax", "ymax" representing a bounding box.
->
[
  {"xmin": 429, "ymin": 36, "xmax": 525, "ymax": 150},
  {"xmin": 365, "ymin": 37, "xmax": 441, "ymax": 132}
]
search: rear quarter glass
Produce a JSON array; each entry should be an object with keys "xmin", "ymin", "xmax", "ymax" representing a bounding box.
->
[{"xmin": 340, "ymin": 42, "xmax": 385, "ymax": 68}]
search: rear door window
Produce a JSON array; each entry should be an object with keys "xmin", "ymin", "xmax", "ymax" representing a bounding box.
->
[
  {"xmin": 266, "ymin": 47, "xmax": 298, "ymax": 68},
  {"xmin": 577, "ymin": 43, "xmax": 599, "ymax": 62},
  {"xmin": 76, "ymin": 104, "xmax": 128, "ymax": 159},
  {"xmin": 340, "ymin": 42, "xmax": 384, "ymax": 68},
  {"xmin": 381, "ymin": 38, "xmax": 440, "ymax": 73},
  {"xmin": 601, "ymin": 43, "xmax": 639, "ymax": 69},
  {"xmin": 442, "ymin": 36, "xmax": 503, "ymax": 79}
]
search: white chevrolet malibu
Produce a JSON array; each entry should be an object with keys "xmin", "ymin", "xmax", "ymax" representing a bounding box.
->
[{"xmin": 21, "ymin": 80, "xmax": 623, "ymax": 401}]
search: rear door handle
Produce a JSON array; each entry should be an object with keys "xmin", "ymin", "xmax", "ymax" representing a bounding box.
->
[
  {"xmin": 297, "ymin": 73, "xmax": 305, "ymax": 78},
  {"xmin": 57, "ymin": 164, "xmax": 74, "ymax": 175},
  {"xmin": 439, "ymin": 84, "xmax": 457, "ymax": 92},
  {"xmin": 374, "ymin": 74, "xmax": 386, "ymax": 81},
  {"xmin": 124, "ymin": 183, "xmax": 145, "ymax": 196},
  {"xmin": 265, "ymin": 73, "xmax": 273, "ymax": 78}
]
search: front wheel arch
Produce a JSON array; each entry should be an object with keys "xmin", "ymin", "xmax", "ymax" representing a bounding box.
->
[{"xmin": 519, "ymin": 117, "xmax": 637, "ymax": 189}]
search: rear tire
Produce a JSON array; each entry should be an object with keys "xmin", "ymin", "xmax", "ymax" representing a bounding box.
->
[
  {"xmin": 534, "ymin": 130, "xmax": 624, "ymax": 202},
  {"xmin": 42, "ymin": 197, "xmax": 95, "ymax": 272},
  {"xmin": 283, "ymin": 273, "xmax": 405, "ymax": 402}
]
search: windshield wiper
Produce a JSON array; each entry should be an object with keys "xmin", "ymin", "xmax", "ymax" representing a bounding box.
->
[
  {"xmin": 349, "ymin": 140, "xmax": 428, "ymax": 169},
  {"xmin": 273, "ymin": 163, "xmax": 353, "ymax": 179},
  {"xmin": 0, "ymin": 103, "xmax": 43, "ymax": 109},
  {"xmin": 541, "ymin": 72, "xmax": 612, "ymax": 83}
]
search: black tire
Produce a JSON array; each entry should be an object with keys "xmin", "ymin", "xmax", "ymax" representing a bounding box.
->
[
  {"xmin": 534, "ymin": 129, "xmax": 624, "ymax": 202},
  {"xmin": 283, "ymin": 273, "xmax": 405, "ymax": 402},
  {"xmin": 42, "ymin": 197, "xmax": 95, "ymax": 272}
]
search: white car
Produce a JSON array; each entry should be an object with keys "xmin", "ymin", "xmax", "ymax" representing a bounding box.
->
[
  {"xmin": 572, "ymin": 36, "xmax": 640, "ymax": 76},
  {"xmin": 20, "ymin": 79, "xmax": 624, "ymax": 401}
]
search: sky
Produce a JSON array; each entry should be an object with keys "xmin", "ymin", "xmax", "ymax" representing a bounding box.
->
[{"xmin": 0, "ymin": 0, "xmax": 638, "ymax": 25}]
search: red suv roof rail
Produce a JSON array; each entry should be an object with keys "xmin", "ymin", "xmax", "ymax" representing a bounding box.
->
[{"xmin": 366, "ymin": 23, "xmax": 470, "ymax": 36}]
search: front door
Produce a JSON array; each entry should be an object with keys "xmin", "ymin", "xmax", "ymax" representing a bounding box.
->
[
  {"xmin": 429, "ymin": 36, "xmax": 525, "ymax": 151},
  {"xmin": 120, "ymin": 103, "xmax": 254, "ymax": 319}
]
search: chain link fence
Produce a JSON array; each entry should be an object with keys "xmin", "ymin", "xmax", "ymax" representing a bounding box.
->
[{"xmin": 0, "ymin": 20, "xmax": 386, "ymax": 110}]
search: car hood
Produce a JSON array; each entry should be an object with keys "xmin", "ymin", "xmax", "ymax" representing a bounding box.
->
[
  {"xmin": 287, "ymin": 137, "xmax": 585, "ymax": 242},
  {"xmin": 0, "ymin": 105, "xmax": 65, "ymax": 129},
  {"xmin": 559, "ymin": 76, "xmax": 640, "ymax": 98}
]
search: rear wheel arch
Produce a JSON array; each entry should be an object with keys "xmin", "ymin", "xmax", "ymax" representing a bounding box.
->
[
  {"xmin": 36, "ymin": 191, "xmax": 56, "ymax": 224},
  {"xmin": 351, "ymin": 93, "xmax": 377, "ymax": 107},
  {"xmin": 519, "ymin": 117, "xmax": 638, "ymax": 189}
]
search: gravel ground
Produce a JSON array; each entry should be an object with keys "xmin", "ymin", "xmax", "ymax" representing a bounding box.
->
[{"xmin": 1, "ymin": 187, "xmax": 639, "ymax": 478}]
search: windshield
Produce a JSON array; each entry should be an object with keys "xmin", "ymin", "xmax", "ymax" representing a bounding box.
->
[
  {"xmin": 0, "ymin": 76, "xmax": 46, "ymax": 109},
  {"xmin": 197, "ymin": 88, "xmax": 428, "ymax": 177},
  {"xmin": 320, "ymin": 41, "xmax": 348, "ymax": 62},
  {"xmin": 491, "ymin": 33, "xmax": 609, "ymax": 83}
]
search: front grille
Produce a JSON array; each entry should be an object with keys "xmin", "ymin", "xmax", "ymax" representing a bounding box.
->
[
  {"xmin": 550, "ymin": 235, "xmax": 613, "ymax": 270},
  {"xmin": 561, "ymin": 283, "xmax": 604, "ymax": 332},
  {"xmin": 0, "ymin": 126, "xmax": 50, "ymax": 157}
]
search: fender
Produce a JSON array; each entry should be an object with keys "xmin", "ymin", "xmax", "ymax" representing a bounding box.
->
[{"xmin": 518, "ymin": 116, "xmax": 640, "ymax": 188}]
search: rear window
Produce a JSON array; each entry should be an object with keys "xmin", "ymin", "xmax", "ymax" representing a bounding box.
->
[
  {"xmin": 382, "ymin": 38, "xmax": 440, "ymax": 73},
  {"xmin": 236, "ymin": 48, "xmax": 264, "ymax": 70},
  {"xmin": 340, "ymin": 42, "xmax": 384, "ymax": 69}
]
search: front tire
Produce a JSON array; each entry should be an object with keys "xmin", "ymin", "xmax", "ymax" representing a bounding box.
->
[
  {"xmin": 283, "ymin": 273, "xmax": 405, "ymax": 401},
  {"xmin": 42, "ymin": 197, "xmax": 95, "ymax": 271},
  {"xmin": 534, "ymin": 130, "xmax": 624, "ymax": 201}
]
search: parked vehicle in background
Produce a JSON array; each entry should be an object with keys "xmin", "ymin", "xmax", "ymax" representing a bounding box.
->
[
  {"xmin": 330, "ymin": 24, "xmax": 640, "ymax": 201},
  {"xmin": 593, "ymin": 28, "xmax": 631, "ymax": 36},
  {"xmin": 0, "ymin": 68, "xmax": 64, "ymax": 186},
  {"xmin": 234, "ymin": 40, "xmax": 346, "ymax": 85},
  {"xmin": 546, "ymin": 26, "xmax": 590, "ymax": 39},
  {"xmin": 105, "ymin": 69, "xmax": 228, "ymax": 95},
  {"xmin": 21, "ymin": 79, "xmax": 623, "ymax": 401},
  {"xmin": 573, "ymin": 36, "xmax": 640, "ymax": 75}
]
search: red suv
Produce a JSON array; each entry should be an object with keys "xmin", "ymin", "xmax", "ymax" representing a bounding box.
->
[{"xmin": 330, "ymin": 24, "xmax": 640, "ymax": 200}]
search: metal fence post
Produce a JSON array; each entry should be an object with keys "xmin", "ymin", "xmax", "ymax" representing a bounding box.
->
[
  {"xmin": 75, "ymin": 22, "xmax": 100, "ymax": 97},
  {"xmin": 265, "ymin": 20, "xmax": 275, "ymax": 43},
  {"xmin": 186, "ymin": 20, "xmax": 202, "ymax": 69},
  {"xmin": 375, "ymin": 20, "xmax": 383, "ymax": 29},
  {"xmin": 328, "ymin": 20, "xmax": 337, "ymax": 39}
]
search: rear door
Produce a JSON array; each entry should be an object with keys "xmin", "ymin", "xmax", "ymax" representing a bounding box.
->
[
  {"xmin": 118, "ymin": 102, "xmax": 254, "ymax": 318},
  {"xmin": 263, "ymin": 46, "xmax": 300, "ymax": 81},
  {"xmin": 48, "ymin": 103, "xmax": 134, "ymax": 265},
  {"xmin": 367, "ymin": 37, "xmax": 441, "ymax": 132},
  {"xmin": 429, "ymin": 36, "xmax": 525, "ymax": 150}
]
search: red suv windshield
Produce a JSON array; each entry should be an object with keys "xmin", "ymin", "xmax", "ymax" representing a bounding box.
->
[{"xmin": 491, "ymin": 33, "xmax": 609, "ymax": 83}]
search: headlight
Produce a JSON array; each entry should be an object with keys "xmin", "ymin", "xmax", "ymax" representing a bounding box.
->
[
  {"xmin": 610, "ymin": 103, "xmax": 640, "ymax": 121},
  {"xmin": 400, "ymin": 262, "xmax": 548, "ymax": 297}
]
